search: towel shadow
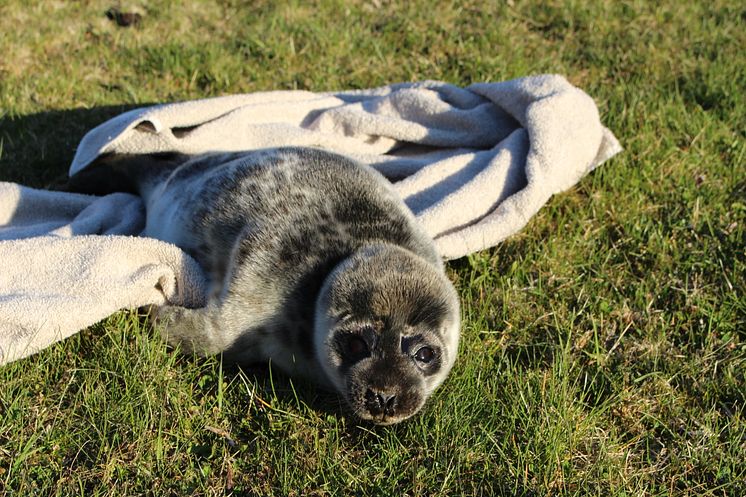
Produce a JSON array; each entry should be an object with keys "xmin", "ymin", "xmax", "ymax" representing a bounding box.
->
[{"xmin": 0, "ymin": 103, "xmax": 157, "ymax": 187}]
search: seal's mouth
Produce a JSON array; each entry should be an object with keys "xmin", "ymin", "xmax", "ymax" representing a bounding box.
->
[
  {"xmin": 354, "ymin": 406, "xmax": 414, "ymax": 426},
  {"xmin": 364, "ymin": 414, "xmax": 405, "ymax": 426}
]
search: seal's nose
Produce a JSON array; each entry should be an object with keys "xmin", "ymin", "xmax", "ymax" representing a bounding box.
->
[{"xmin": 364, "ymin": 388, "xmax": 397, "ymax": 417}]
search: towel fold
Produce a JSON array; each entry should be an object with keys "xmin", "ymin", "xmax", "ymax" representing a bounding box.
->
[
  {"xmin": 1, "ymin": 74, "xmax": 621, "ymax": 364},
  {"xmin": 0, "ymin": 184, "xmax": 207, "ymax": 363}
]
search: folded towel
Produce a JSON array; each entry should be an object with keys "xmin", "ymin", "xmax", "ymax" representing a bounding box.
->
[
  {"xmin": 0, "ymin": 184, "xmax": 208, "ymax": 364},
  {"xmin": 1, "ymin": 75, "xmax": 620, "ymax": 364}
]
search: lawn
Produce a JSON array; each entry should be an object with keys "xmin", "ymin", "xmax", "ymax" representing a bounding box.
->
[{"xmin": 0, "ymin": 0, "xmax": 744, "ymax": 495}]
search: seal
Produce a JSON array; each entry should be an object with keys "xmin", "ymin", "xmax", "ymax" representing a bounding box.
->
[{"xmin": 71, "ymin": 147, "xmax": 460, "ymax": 425}]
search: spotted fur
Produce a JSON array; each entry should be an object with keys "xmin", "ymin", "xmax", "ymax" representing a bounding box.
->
[{"xmin": 71, "ymin": 147, "xmax": 460, "ymax": 424}]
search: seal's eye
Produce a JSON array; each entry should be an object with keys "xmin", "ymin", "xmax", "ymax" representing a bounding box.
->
[
  {"xmin": 414, "ymin": 346, "xmax": 434, "ymax": 364},
  {"xmin": 346, "ymin": 336, "xmax": 369, "ymax": 358}
]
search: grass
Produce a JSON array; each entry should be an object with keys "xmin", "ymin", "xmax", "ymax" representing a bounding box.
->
[{"xmin": 0, "ymin": 0, "xmax": 744, "ymax": 495}]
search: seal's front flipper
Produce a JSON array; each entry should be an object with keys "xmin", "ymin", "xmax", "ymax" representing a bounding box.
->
[{"xmin": 156, "ymin": 305, "xmax": 227, "ymax": 357}]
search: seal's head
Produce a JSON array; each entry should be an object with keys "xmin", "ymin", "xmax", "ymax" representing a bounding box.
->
[{"xmin": 315, "ymin": 244, "xmax": 460, "ymax": 425}]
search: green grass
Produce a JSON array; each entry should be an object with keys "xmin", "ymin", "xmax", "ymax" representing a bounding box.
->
[{"xmin": 0, "ymin": 0, "xmax": 744, "ymax": 495}]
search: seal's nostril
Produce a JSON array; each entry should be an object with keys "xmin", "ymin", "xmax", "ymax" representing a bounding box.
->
[
  {"xmin": 364, "ymin": 389, "xmax": 397, "ymax": 417},
  {"xmin": 364, "ymin": 388, "xmax": 383, "ymax": 415},
  {"xmin": 383, "ymin": 394, "xmax": 397, "ymax": 416}
]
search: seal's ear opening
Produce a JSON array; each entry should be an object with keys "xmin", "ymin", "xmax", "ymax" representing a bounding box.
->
[{"xmin": 66, "ymin": 152, "xmax": 189, "ymax": 196}]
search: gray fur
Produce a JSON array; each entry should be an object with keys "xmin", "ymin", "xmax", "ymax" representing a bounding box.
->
[{"xmin": 71, "ymin": 147, "xmax": 460, "ymax": 424}]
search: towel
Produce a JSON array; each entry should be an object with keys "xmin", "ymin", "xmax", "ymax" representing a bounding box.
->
[
  {"xmin": 1, "ymin": 75, "xmax": 621, "ymax": 364},
  {"xmin": 0, "ymin": 183, "xmax": 208, "ymax": 363}
]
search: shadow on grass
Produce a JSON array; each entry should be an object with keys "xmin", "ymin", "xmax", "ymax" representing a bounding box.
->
[{"xmin": 0, "ymin": 104, "xmax": 155, "ymax": 187}]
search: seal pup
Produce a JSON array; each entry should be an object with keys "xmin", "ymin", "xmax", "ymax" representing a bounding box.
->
[{"xmin": 71, "ymin": 147, "xmax": 460, "ymax": 425}]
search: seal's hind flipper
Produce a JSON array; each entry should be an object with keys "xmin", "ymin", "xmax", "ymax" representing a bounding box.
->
[{"xmin": 67, "ymin": 152, "xmax": 189, "ymax": 196}]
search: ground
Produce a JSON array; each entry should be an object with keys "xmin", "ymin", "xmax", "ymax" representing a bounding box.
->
[{"xmin": 0, "ymin": 1, "xmax": 744, "ymax": 495}]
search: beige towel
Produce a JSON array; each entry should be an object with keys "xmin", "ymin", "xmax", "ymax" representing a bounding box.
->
[
  {"xmin": 1, "ymin": 75, "xmax": 620, "ymax": 364},
  {"xmin": 0, "ymin": 184, "xmax": 207, "ymax": 363}
]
